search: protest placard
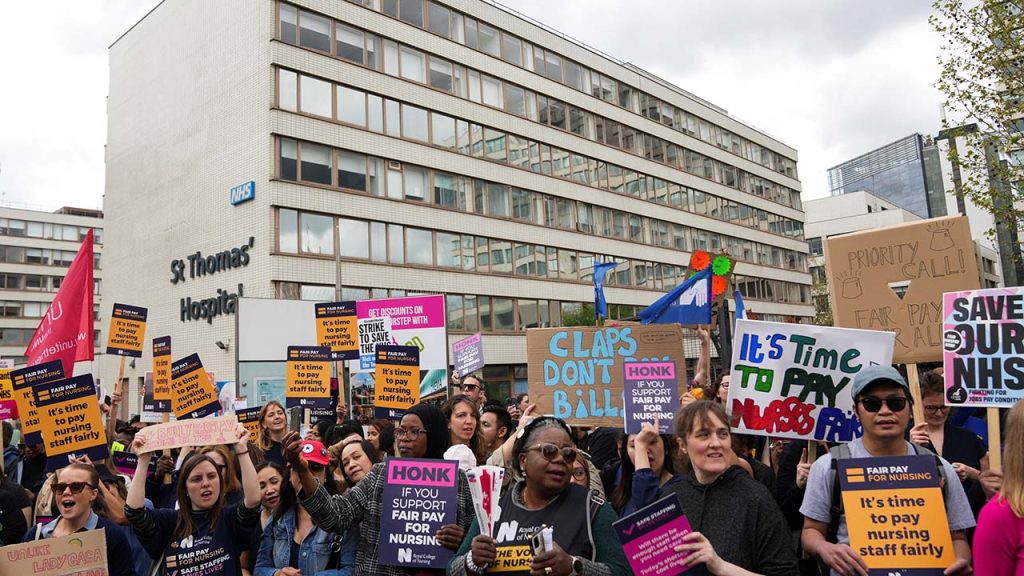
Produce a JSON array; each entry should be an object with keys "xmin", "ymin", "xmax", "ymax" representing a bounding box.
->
[
  {"xmin": 0, "ymin": 360, "xmax": 15, "ymax": 420},
  {"xmin": 838, "ymin": 455, "xmax": 954, "ymax": 573},
  {"xmin": 943, "ymin": 287, "xmax": 1024, "ymax": 407},
  {"xmin": 622, "ymin": 361, "xmax": 679, "ymax": 434},
  {"xmin": 236, "ymin": 407, "xmax": 262, "ymax": 443},
  {"xmin": 355, "ymin": 316, "xmax": 393, "ymax": 372},
  {"xmin": 170, "ymin": 353, "xmax": 221, "ymax": 419},
  {"xmin": 136, "ymin": 414, "xmax": 238, "ymax": 452},
  {"xmin": 613, "ymin": 494, "xmax": 694, "ymax": 576},
  {"xmin": 825, "ymin": 215, "xmax": 979, "ymax": 364},
  {"xmin": 105, "ymin": 303, "xmax": 148, "ymax": 357},
  {"xmin": 11, "ymin": 360, "xmax": 65, "ymax": 444},
  {"xmin": 286, "ymin": 346, "xmax": 332, "ymax": 409},
  {"xmin": 452, "ymin": 333, "xmax": 485, "ymax": 378},
  {"xmin": 153, "ymin": 336, "xmax": 172, "ymax": 403},
  {"xmin": 316, "ymin": 301, "xmax": 359, "ymax": 360},
  {"xmin": 374, "ymin": 345, "xmax": 420, "ymax": 420},
  {"xmin": 0, "ymin": 528, "xmax": 107, "ymax": 576},
  {"xmin": 113, "ymin": 451, "xmax": 139, "ymax": 478},
  {"xmin": 379, "ymin": 458, "xmax": 458, "ymax": 569},
  {"xmin": 527, "ymin": 325, "xmax": 684, "ymax": 427},
  {"xmin": 729, "ymin": 319, "xmax": 896, "ymax": 442},
  {"xmin": 33, "ymin": 374, "xmax": 109, "ymax": 472}
]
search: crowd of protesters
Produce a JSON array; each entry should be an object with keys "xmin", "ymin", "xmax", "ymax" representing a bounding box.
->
[{"xmin": 3, "ymin": 341, "xmax": 1023, "ymax": 576}]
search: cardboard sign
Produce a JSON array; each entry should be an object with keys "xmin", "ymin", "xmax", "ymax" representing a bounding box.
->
[
  {"xmin": 0, "ymin": 528, "xmax": 107, "ymax": 576},
  {"xmin": 452, "ymin": 333, "xmax": 485, "ymax": 377},
  {"xmin": 0, "ymin": 360, "xmax": 15, "ymax": 420},
  {"xmin": 943, "ymin": 287, "xmax": 1024, "ymax": 407},
  {"xmin": 170, "ymin": 353, "xmax": 221, "ymax": 419},
  {"xmin": 316, "ymin": 301, "xmax": 359, "ymax": 360},
  {"xmin": 527, "ymin": 325, "xmax": 684, "ymax": 427},
  {"xmin": 355, "ymin": 316, "xmax": 393, "ymax": 373},
  {"xmin": 136, "ymin": 414, "xmax": 239, "ymax": 452},
  {"xmin": 236, "ymin": 407, "xmax": 262, "ymax": 443},
  {"xmin": 33, "ymin": 374, "xmax": 110, "ymax": 472},
  {"xmin": 11, "ymin": 360, "xmax": 65, "ymax": 444},
  {"xmin": 153, "ymin": 336, "xmax": 172, "ymax": 402},
  {"xmin": 374, "ymin": 345, "xmax": 420, "ymax": 420},
  {"xmin": 286, "ymin": 346, "xmax": 332, "ymax": 409},
  {"xmin": 622, "ymin": 361, "xmax": 679, "ymax": 434},
  {"xmin": 825, "ymin": 215, "xmax": 980, "ymax": 364},
  {"xmin": 105, "ymin": 303, "xmax": 148, "ymax": 357},
  {"xmin": 838, "ymin": 455, "xmax": 954, "ymax": 573},
  {"xmin": 613, "ymin": 494, "xmax": 694, "ymax": 576},
  {"xmin": 730, "ymin": 319, "xmax": 896, "ymax": 442},
  {"xmin": 379, "ymin": 458, "xmax": 458, "ymax": 569}
]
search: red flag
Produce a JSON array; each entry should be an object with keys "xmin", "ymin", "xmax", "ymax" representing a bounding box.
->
[{"xmin": 25, "ymin": 229, "xmax": 95, "ymax": 374}]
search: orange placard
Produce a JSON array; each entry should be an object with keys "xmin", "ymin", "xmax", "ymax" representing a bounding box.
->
[
  {"xmin": 34, "ymin": 374, "xmax": 109, "ymax": 469},
  {"xmin": 106, "ymin": 303, "xmax": 148, "ymax": 357},
  {"xmin": 152, "ymin": 336, "xmax": 172, "ymax": 401},
  {"xmin": 10, "ymin": 360, "xmax": 65, "ymax": 443},
  {"xmin": 286, "ymin": 346, "xmax": 331, "ymax": 408},
  {"xmin": 236, "ymin": 407, "xmax": 262, "ymax": 443},
  {"xmin": 170, "ymin": 353, "xmax": 220, "ymax": 419},
  {"xmin": 373, "ymin": 345, "xmax": 420, "ymax": 412},
  {"xmin": 315, "ymin": 301, "xmax": 359, "ymax": 360}
]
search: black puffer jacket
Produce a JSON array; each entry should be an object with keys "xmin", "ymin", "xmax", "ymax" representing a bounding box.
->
[{"xmin": 664, "ymin": 465, "xmax": 797, "ymax": 576}]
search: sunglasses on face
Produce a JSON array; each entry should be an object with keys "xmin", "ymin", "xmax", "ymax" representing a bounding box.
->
[
  {"xmin": 526, "ymin": 442, "xmax": 578, "ymax": 464},
  {"xmin": 859, "ymin": 396, "xmax": 908, "ymax": 413},
  {"xmin": 460, "ymin": 384, "xmax": 480, "ymax": 392},
  {"xmin": 52, "ymin": 482, "xmax": 96, "ymax": 495}
]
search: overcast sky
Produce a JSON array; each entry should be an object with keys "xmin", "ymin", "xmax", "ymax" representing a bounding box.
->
[{"xmin": 0, "ymin": 0, "xmax": 941, "ymax": 212}]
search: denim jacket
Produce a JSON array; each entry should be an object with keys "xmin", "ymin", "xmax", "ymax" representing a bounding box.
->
[{"xmin": 254, "ymin": 506, "xmax": 356, "ymax": 576}]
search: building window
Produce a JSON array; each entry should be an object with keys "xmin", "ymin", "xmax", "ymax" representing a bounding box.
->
[
  {"xmin": 300, "ymin": 212, "xmax": 334, "ymax": 255},
  {"xmin": 337, "ymin": 86, "xmax": 366, "ymax": 126},
  {"xmin": 339, "ymin": 219, "xmax": 369, "ymax": 259},
  {"xmin": 427, "ymin": 1, "xmax": 451, "ymax": 37},
  {"xmin": 279, "ymin": 69, "xmax": 297, "ymax": 111},
  {"xmin": 336, "ymin": 24, "xmax": 364, "ymax": 63},
  {"xmin": 808, "ymin": 237, "xmax": 823, "ymax": 256},
  {"xmin": 402, "ymin": 104, "xmax": 429, "ymax": 142},
  {"xmin": 280, "ymin": 139, "xmax": 298, "ymax": 181},
  {"xmin": 299, "ymin": 142, "xmax": 332, "ymax": 185},
  {"xmin": 279, "ymin": 209, "xmax": 298, "ymax": 252},
  {"xmin": 406, "ymin": 228, "xmax": 433, "ymax": 265},
  {"xmin": 299, "ymin": 75, "xmax": 332, "ymax": 118},
  {"xmin": 338, "ymin": 151, "xmax": 367, "ymax": 191},
  {"xmin": 298, "ymin": 10, "xmax": 331, "ymax": 53}
]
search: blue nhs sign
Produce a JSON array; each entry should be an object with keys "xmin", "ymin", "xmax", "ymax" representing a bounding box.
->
[{"xmin": 230, "ymin": 181, "xmax": 255, "ymax": 205}]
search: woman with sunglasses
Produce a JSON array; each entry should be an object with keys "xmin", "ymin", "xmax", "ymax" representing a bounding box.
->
[
  {"xmin": 22, "ymin": 463, "xmax": 137, "ymax": 576},
  {"xmin": 255, "ymin": 439, "xmax": 355, "ymax": 576},
  {"xmin": 283, "ymin": 402, "xmax": 474, "ymax": 576},
  {"xmin": 125, "ymin": 424, "xmax": 261, "ymax": 576},
  {"xmin": 450, "ymin": 417, "xmax": 631, "ymax": 576}
]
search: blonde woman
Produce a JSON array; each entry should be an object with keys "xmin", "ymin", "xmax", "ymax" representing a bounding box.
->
[{"xmin": 974, "ymin": 399, "xmax": 1024, "ymax": 573}]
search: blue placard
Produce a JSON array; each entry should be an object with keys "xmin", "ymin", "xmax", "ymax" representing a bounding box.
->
[
  {"xmin": 230, "ymin": 181, "xmax": 255, "ymax": 205},
  {"xmin": 379, "ymin": 458, "xmax": 459, "ymax": 569}
]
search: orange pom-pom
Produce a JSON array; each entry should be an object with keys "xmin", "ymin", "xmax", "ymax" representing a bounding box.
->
[{"xmin": 691, "ymin": 387, "xmax": 704, "ymax": 399}]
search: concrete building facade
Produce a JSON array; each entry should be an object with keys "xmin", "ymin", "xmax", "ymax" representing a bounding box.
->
[{"xmin": 102, "ymin": 0, "xmax": 811, "ymax": 406}]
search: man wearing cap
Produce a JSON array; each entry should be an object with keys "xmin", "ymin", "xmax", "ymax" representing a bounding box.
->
[{"xmin": 799, "ymin": 366, "xmax": 975, "ymax": 576}]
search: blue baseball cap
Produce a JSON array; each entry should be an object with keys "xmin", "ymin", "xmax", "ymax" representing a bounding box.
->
[{"xmin": 851, "ymin": 365, "xmax": 910, "ymax": 400}]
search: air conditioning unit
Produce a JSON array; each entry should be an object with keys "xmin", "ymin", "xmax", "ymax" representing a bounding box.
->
[{"xmin": 387, "ymin": 160, "xmax": 402, "ymax": 170}]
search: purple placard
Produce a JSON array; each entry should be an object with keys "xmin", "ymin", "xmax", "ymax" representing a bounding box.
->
[
  {"xmin": 379, "ymin": 458, "xmax": 458, "ymax": 569},
  {"xmin": 622, "ymin": 361, "xmax": 679, "ymax": 434},
  {"xmin": 452, "ymin": 333, "xmax": 485, "ymax": 377},
  {"xmin": 113, "ymin": 452, "xmax": 139, "ymax": 478},
  {"xmin": 614, "ymin": 493, "xmax": 696, "ymax": 576}
]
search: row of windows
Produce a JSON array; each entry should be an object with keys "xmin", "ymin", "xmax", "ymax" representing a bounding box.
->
[
  {"xmin": 281, "ymin": 1, "xmax": 799, "ymax": 179},
  {"xmin": 0, "ymin": 273, "xmax": 101, "ymax": 294},
  {"xmin": 0, "ymin": 219, "xmax": 103, "ymax": 244},
  {"xmin": 0, "ymin": 328, "xmax": 101, "ymax": 348},
  {"xmin": 278, "ymin": 282, "xmax": 811, "ymax": 332},
  {"xmin": 277, "ymin": 207, "xmax": 812, "ymax": 297},
  {"xmin": 0, "ymin": 246, "xmax": 102, "ymax": 269},
  {"xmin": 276, "ymin": 63, "xmax": 802, "ymax": 210},
  {"xmin": 277, "ymin": 138, "xmax": 809, "ymax": 272},
  {"xmin": 0, "ymin": 301, "xmax": 102, "ymax": 319}
]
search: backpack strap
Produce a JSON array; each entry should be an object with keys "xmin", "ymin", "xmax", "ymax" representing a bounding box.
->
[
  {"xmin": 588, "ymin": 492, "xmax": 605, "ymax": 522},
  {"xmin": 826, "ymin": 444, "xmax": 851, "ymax": 543},
  {"xmin": 910, "ymin": 444, "xmax": 950, "ymax": 510}
]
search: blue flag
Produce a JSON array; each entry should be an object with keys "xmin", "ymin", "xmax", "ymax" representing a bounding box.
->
[
  {"xmin": 639, "ymin": 267, "xmax": 713, "ymax": 325},
  {"xmin": 734, "ymin": 289, "xmax": 746, "ymax": 321},
  {"xmin": 593, "ymin": 261, "xmax": 620, "ymax": 319}
]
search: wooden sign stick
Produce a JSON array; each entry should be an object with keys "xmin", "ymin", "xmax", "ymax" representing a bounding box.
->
[
  {"xmin": 807, "ymin": 440, "xmax": 818, "ymax": 463},
  {"xmin": 107, "ymin": 356, "xmax": 126, "ymax": 442},
  {"xmin": 988, "ymin": 407, "xmax": 1002, "ymax": 471},
  {"xmin": 905, "ymin": 363, "xmax": 925, "ymax": 425},
  {"xmin": 161, "ymin": 412, "xmax": 173, "ymax": 485}
]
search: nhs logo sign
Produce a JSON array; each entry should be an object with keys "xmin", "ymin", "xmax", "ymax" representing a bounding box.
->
[{"xmin": 230, "ymin": 181, "xmax": 255, "ymax": 205}]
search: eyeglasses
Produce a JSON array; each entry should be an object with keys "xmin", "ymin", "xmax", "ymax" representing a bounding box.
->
[
  {"xmin": 309, "ymin": 463, "xmax": 326, "ymax": 472},
  {"xmin": 859, "ymin": 396, "xmax": 909, "ymax": 413},
  {"xmin": 395, "ymin": 428, "xmax": 426, "ymax": 440},
  {"xmin": 526, "ymin": 443, "xmax": 578, "ymax": 464},
  {"xmin": 924, "ymin": 405, "xmax": 949, "ymax": 414},
  {"xmin": 52, "ymin": 482, "xmax": 96, "ymax": 495},
  {"xmin": 571, "ymin": 467, "xmax": 587, "ymax": 480},
  {"xmin": 460, "ymin": 384, "xmax": 480, "ymax": 392}
]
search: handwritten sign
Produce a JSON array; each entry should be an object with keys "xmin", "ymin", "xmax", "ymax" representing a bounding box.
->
[
  {"xmin": 0, "ymin": 360, "xmax": 15, "ymax": 419},
  {"xmin": 613, "ymin": 494, "xmax": 694, "ymax": 576},
  {"xmin": 355, "ymin": 316, "xmax": 393, "ymax": 372},
  {"xmin": 622, "ymin": 361, "xmax": 679, "ymax": 434},
  {"xmin": 379, "ymin": 458, "xmax": 458, "ymax": 569},
  {"xmin": 527, "ymin": 325, "xmax": 684, "ymax": 427},
  {"xmin": 729, "ymin": 319, "xmax": 895, "ymax": 442},
  {"xmin": 11, "ymin": 360, "xmax": 65, "ymax": 444},
  {"xmin": 34, "ymin": 374, "xmax": 109, "ymax": 472},
  {"xmin": 452, "ymin": 333, "xmax": 485, "ymax": 377},
  {"xmin": 136, "ymin": 414, "xmax": 238, "ymax": 452},
  {"xmin": 374, "ymin": 345, "xmax": 420, "ymax": 420},
  {"xmin": 286, "ymin": 346, "xmax": 332, "ymax": 409},
  {"xmin": 105, "ymin": 303, "xmax": 148, "ymax": 357},
  {"xmin": 316, "ymin": 301, "xmax": 359, "ymax": 360},
  {"xmin": 838, "ymin": 455, "xmax": 954, "ymax": 573},
  {"xmin": 825, "ymin": 215, "xmax": 979, "ymax": 364},
  {"xmin": 170, "ymin": 353, "xmax": 221, "ymax": 419},
  {"xmin": 236, "ymin": 407, "xmax": 262, "ymax": 443},
  {"xmin": 0, "ymin": 528, "xmax": 107, "ymax": 576},
  {"xmin": 152, "ymin": 336, "xmax": 172, "ymax": 403},
  {"xmin": 943, "ymin": 287, "xmax": 1024, "ymax": 407}
]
